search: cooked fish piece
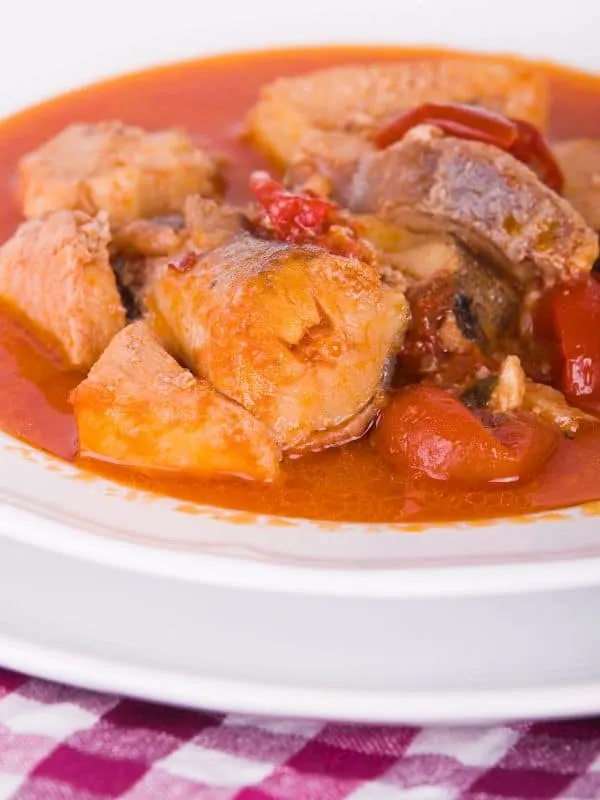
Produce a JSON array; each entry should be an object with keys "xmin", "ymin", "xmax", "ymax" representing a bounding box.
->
[
  {"xmin": 554, "ymin": 139, "xmax": 600, "ymax": 230},
  {"xmin": 488, "ymin": 355, "xmax": 526, "ymax": 413},
  {"xmin": 451, "ymin": 252, "xmax": 521, "ymax": 349},
  {"xmin": 461, "ymin": 360, "xmax": 597, "ymax": 436},
  {"xmin": 111, "ymin": 216, "xmax": 187, "ymax": 258},
  {"xmin": 349, "ymin": 125, "xmax": 599, "ymax": 286},
  {"xmin": 354, "ymin": 216, "xmax": 520, "ymax": 331},
  {"xmin": 140, "ymin": 233, "xmax": 409, "ymax": 451},
  {"xmin": 184, "ymin": 195, "xmax": 246, "ymax": 251},
  {"xmin": 437, "ymin": 310, "xmax": 473, "ymax": 355},
  {"xmin": 522, "ymin": 381, "xmax": 598, "ymax": 437},
  {"xmin": 247, "ymin": 59, "xmax": 548, "ymax": 193},
  {"xmin": 286, "ymin": 395, "xmax": 385, "ymax": 455},
  {"xmin": 0, "ymin": 209, "xmax": 125, "ymax": 369},
  {"xmin": 70, "ymin": 321, "xmax": 280, "ymax": 480},
  {"xmin": 399, "ymin": 258, "xmax": 520, "ymax": 388},
  {"xmin": 361, "ymin": 213, "xmax": 519, "ymax": 354},
  {"xmin": 112, "ymin": 196, "xmax": 244, "ymax": 260},
  {"xmin": 402, "ymin": 246, "xmax": 520, "ymax": 366},
  {"xmin": 110, "ymin": 196, "xmax": 245, "ymax": 320},
  {"xmin": 19, "ymin": 122, "xmax": 220, "ymax": 225},
  {"xmin": 354, "ymin": 218, "xmax": 472, "ymax": 284}
]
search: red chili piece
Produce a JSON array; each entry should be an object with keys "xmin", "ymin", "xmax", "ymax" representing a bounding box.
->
[
  {"xmin": 374, "ymin": 103, "xmax": 564, "ymax": 193},
  {"xmin": 374, "ymin": 102, "xmax": 518, "ymax": 150},
  {"xmin": 508, "ymin": 119, "xmax": 564, "ymax": 193}
]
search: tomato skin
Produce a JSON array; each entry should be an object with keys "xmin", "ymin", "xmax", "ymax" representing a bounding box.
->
[
  {"xmin": 375, "ymin": 385, "xmax": 558, "ymax": 484},
  {"xmin": 374, "ymin": 103, "xmax": 564, "ymax": 193},
  {"xmin": 538, "ymin": 276, "xmax": 600, "ymax": 405}
]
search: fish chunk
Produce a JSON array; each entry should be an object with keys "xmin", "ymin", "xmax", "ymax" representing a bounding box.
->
[
  {"xmin": 70, "ymin": 321, "xmax": 280, "ymax": 480},
  {"xmin": 247, "ymin": 59, "xmax": 548, "ymax": 191},
  {"xmin": 522, "ymin": 382, "xmax": 597, "ymax": 437},
  {"xmin": 110, "ymin": 197, "xmax": 246, "ymax": 320},
  {"xmin": 349, "ymin": 126, "xmax": 599, "ymax": 287},
  {"xmin": 488, "ymin": 355, "xmax": 526, "ymax": 413},
  {"xmin": 141, "ymin": 233, "xmax": 409, "ymax": 451},
  {"xmin": 554, "ymin": 139, "xmax": 600, "ymax": 230},
  {"xmin": 354, "ymin": 215, "xmax": 495, "ymax": 285},
  {"xmin": 184, "ymin": 195, "xmax": 246, "ymax": 251},
  {"xmin": 19, "ymin": 122, "xmax": 219, "ymax": 225},
  {"xmin": 0, "ymin": 209, "xmax": 125, "ymax": 368},
  {"xmin": 112, "ymin": 197, "xmax": 244, "ymax": 262},
  {"xmin": 111, "ymin": 215, "xmax": 187, "ymax": 258}
]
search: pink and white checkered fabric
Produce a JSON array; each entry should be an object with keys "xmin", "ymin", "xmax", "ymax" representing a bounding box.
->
[{"xmin": 1, "ymin": 669, "xmax": 600, "ymax": 800}]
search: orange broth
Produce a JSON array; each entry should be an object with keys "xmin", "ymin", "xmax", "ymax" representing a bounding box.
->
[{"xmin": 1, "ymin": 46, "xmax": 600, "ymax": 523}]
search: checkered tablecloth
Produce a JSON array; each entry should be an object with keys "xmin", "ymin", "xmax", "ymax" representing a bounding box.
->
[{"xmin": 1, "ymin": 668, "xmax": 600, "ymax": 799}]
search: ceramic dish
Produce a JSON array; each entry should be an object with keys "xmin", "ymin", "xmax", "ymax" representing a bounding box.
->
[{"xmin": 0, "ymin": 0, "xmax": 599, "ymax": 723}]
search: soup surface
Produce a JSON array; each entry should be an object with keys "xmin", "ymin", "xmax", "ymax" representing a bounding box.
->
[{"xmin": 1, "ymin": 46, "xmax": 600, "ymax": 523}]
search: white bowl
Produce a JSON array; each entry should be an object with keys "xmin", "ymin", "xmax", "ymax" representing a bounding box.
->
[{"xmin": 1, "ymin": 0, "xmax": 599, "ymax": 724}]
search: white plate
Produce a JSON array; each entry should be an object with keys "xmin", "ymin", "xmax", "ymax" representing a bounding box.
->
[
  {"xmin": 3, "ymin": 534, "xmax": 600, "ymax": 725},
  {"xmin": 1, "ymin": 0, "xmax": 600, "ymax": 723}
]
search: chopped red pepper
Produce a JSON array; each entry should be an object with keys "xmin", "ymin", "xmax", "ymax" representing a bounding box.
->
[
  {"xmin": 374, "ymin": 384, "xmax": 558, "ymax": 484},
  {"xmin": 374, "ymin": 103, "xmax": 564, "ymax": 193},
  {"xmin": 249, "ymin": 171, "xmax": 377, "ymax": 264},
  {"xmin": 536, "ymin": 275, "xmax": 600, "ymax": 407},
  {"xmin": 249, "ymin": 171, "xmax": 335, "ymax": 244}
]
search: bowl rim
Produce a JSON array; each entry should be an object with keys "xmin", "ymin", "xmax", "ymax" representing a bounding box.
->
[{"xmin": 3, "ymin": 491, "xmax": 600, "ymax": 598}]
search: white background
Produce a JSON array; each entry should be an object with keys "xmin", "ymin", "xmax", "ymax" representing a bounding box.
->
[{"xmin": 1, "ymin": 0, "xmax": 598, "ymax": 116}]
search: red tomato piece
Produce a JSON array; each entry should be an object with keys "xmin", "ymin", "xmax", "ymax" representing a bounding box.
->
[
  {"xmin": 538, "ymin": 275, "xmax": 600, "ymax": 404},
  {"xmin": 374, "ymin": 384, "xmax": 558, "ymax": 484},
  {"xmin": 374, "ymin": 103, "xmax": 564, "ymax": 192}
]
